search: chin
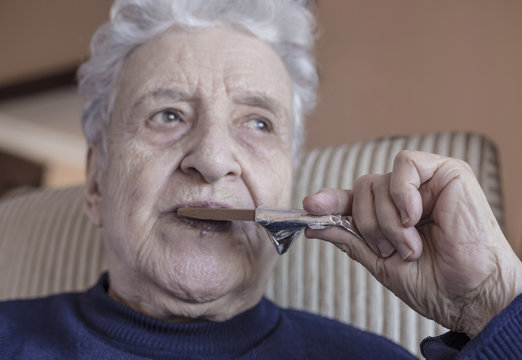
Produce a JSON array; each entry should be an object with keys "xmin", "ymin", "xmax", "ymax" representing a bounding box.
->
[
  {"xmin": 158, "ymin": 250, "xmax": 254, "ymax": 303},
  {"xmin": 117, "ymin": 221, "xmax": 276, "ymax": 317}
]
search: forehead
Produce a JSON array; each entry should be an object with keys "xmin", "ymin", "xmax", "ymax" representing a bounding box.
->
[{"xmin": 115, "ymin": 25, "xmax": 293, "ymax": 113}]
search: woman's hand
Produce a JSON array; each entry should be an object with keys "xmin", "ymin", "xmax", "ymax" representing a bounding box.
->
[{"xmin": 303, "ymin": 150, "xmax": 522, "ymax": 336}]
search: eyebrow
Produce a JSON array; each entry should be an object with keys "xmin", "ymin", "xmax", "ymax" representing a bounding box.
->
[
  {"xmin": 131, "ymin": 88, "xmax": 190, "ymax": 113},
  {"xmin": 131, "ymin": 88, "xmax": 289, "ymax": 118},
  {"xmin": 234, "ymin": 94, "xmax": 288, "ymax": 117}
]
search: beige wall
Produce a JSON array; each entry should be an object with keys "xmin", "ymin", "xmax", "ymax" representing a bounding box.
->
[
  {"xmin": 1, "ymin": 0, "xmax": 520, "ymax": 253},
  {"xmin": 0, "ymin": 0, "xmax": 110, "ymax": 85},
  {"xmin": 307, "ymin": 0, "xmax": 522, "ymax": 253}
]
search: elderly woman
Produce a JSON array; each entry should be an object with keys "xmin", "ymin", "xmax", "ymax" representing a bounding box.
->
[{"xmin": 1, "ymin": 0, "xmax": 521, "ymax": 359}]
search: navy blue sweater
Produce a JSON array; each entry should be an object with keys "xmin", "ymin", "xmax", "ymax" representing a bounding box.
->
[{"xmin": 0, "ymin": 274, "xmax": 521, "ymax": 359}]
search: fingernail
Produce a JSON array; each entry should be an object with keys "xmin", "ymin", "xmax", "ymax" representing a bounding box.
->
[
  {"xmin": 397, "ymin": 243, "xmax": 413, "ymax": 260},
  {"xmin": 400, "ymin": 210, "xmax": 410, "ymax": 226},
  {"xmin": 377, "ymin": 241, "xmax": 395, "ymax": 258}
]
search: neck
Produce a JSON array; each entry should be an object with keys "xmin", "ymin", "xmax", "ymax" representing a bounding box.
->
[
  {"xmin": 107, "ymin": 286, "xmax": 200, "ymax": 323},
  {"xmin": 105, "ymin": 269, "xmax": 267, "ymax": 323}
]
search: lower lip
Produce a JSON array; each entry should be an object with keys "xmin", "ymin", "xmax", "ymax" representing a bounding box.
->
[{"xmin": 174, "ymin": 214, "xmax": 233, "ymax": 232}]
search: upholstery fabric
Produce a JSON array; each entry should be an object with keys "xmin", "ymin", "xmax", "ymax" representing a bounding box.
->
[{"xmin": 0, "ymin": 131, "xmax": 503, "ymax": 356}]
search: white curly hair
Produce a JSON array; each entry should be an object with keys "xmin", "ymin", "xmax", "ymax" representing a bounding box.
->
[{"xmin": 78, "ymin": 0, "xmax": 319, "ymax": 156}]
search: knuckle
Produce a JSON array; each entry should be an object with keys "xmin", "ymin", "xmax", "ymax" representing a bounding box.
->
[
  {"xmin": 353, "ymin": 174, "xmax": 372, "ymax": 191},
  {"xmin": 445, "ymin": 158, "xmax": 475, "ymax": 178},
  {"xmin": 455, "ymin": 158, "xmax": 473, "ymax": 173},
  {"xmin": 394, "ymin": 149, "xmax": 415, "ymax": 165},
  {"xmin": 371, "ymin": 258, "xmax": 389, "ymax": 283}
]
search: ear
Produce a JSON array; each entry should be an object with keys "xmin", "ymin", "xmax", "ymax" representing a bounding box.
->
[{"xmin": 85, "ymin": 145, "xmax": 104, "ymax": 227}]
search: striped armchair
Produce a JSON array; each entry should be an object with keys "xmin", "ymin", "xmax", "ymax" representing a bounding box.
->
[{"xmin": 0, "ymin": 131, "xmax": 503, "ymax": 356}]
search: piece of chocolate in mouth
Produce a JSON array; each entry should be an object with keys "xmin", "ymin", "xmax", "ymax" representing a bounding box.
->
[{"xmin": 177, "ymin": 208, "xmax": 256, "ymax": 221}]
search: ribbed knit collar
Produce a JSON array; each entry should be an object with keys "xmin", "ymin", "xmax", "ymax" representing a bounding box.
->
[{"xmin": 79, "ymin": 274, "xmax": 281, "ymax": 357}]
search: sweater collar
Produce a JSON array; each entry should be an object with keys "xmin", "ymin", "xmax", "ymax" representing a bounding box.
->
[{"xmin": 80, "ymin": 273, "xmax": 281, "ymax": 357}]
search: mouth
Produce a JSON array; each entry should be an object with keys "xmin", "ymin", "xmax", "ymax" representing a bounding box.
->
[{"xmin": 169, "ymin": 201, "xmax": 235, "ymax": 232}]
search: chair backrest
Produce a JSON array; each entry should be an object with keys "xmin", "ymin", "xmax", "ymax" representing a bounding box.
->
[{"xmin": 0, "ymin": 131, "xmax": 503, "ymax": 356}]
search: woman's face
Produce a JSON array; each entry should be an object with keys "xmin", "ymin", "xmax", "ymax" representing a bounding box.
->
[{"xmin": 86, "ymin": 25, "xmax": 295, "ymax": 320}]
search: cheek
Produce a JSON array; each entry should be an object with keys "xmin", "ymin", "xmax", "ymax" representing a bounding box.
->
[
  {"xmin": 248, "ymin": 150, "xmax": 294, "ymax": 208},
  {"xmin": 100, "ymin": 142, "xmax": 174, "ymax": 234}
]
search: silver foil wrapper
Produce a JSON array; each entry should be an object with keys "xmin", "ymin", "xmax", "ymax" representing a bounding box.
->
[{"xmin": 255, "ymin": 208, "xmax": 365, "ymax": 255}]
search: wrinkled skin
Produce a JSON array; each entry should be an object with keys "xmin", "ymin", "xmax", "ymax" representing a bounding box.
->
[
  {"xmin": 85, "ymin": 25, "xmax": 295, "ymax": 322},
  {"xmin": 304, "ymin": 150, "xmax": 522, "ymax": 336}
]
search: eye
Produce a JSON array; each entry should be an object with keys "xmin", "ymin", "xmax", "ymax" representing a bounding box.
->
[
  {"xmin": 149, "ymin": 109, "xmax": 183, "ymax": 125},
  {"xmin": 243, "ymin": 117, "xmax": 273, "ymax": 133}
]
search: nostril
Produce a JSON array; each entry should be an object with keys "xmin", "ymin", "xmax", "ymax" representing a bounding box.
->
[
  {"xmin": 180, "ymin": 147, "xmax": 241, "ymax": 184},
  {"xmin": 180, "ymin": 165, "xmax": 200, "ymax": 177}
]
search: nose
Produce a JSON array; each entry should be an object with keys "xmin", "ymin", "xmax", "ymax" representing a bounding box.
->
[{"xmin": 180, "ymin": 123, "xmax": 242, "ymax": 184}]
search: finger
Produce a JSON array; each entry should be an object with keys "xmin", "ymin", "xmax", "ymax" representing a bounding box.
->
[
  {"xmin": 352, "ymin": 175, "xmax": 393, "ymax": 258},
  {"xmin": 390, "ymin": 150, "xmax": 447, "ymax": 227},
  {"xmin": 305, "ymin": 226, "xmax": 382, "ymax": 274},
  {"xmin": 302, "ymin": 188, "xmax": 353, "ymax": 215},
  {"xmin": 373, "ymin": 174, "xmax": 422, "ymax": 260}
]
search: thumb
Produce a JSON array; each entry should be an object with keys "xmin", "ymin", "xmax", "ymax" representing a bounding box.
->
[{"xmin": 302, "ymin": 188, "xmax": 353, "ymax": 215}]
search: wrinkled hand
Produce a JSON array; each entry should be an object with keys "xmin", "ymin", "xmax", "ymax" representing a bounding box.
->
[{"xmin": 303, "ymin": 150, "xmax": 522, "ymax": 337}]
